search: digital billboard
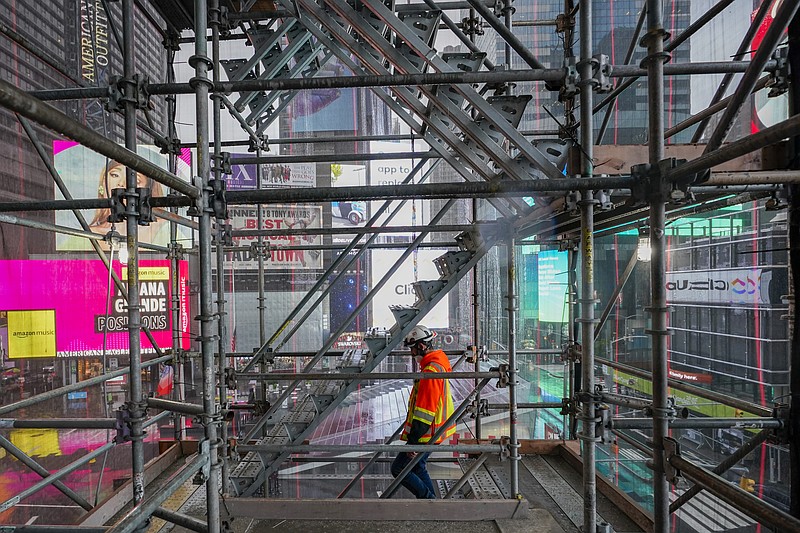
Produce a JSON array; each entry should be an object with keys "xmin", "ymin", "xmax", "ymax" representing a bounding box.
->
[
  {"xmin": 53, "ymin": 142, "xmax": 194, "ymax": 251},
  {"xmin": 289, "ymin": 58, "xmax": 356, "ymax": 134},
  {"xmin": 0, "ymin": 260, "xmax": 190, "ymax": 359},
  {"xmin": 370, "ymin": 249, "xmax": 449, "ymax": 329},
  {"xmin": 537, "ymin": 250, "xmax": 569, "ymax": 323}
]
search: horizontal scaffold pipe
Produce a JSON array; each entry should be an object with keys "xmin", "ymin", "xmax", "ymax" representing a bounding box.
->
[
  {"xmin": 231, "ymin": 151, "xmax": 434, "ymax": 164},
  {"xmin": 232, "ymin": 223, "xmax": 478, "ymax": 238},
  {"xmin": 237, "ymin": 443, "xmax": 502, "ymax": 454},
  {"xmin": 0, "ymin": 176, "xmax": 636, "ymax": 213},
  {"xmin": 27, "ymin": 61, "xmax": 767, "ymax": 101},
  {"xmin": 0, "ymin": 418, "xmax": 117, "ymax": 429},
  {"xmin": 222, "ymin": 242, "xmax": 459, "ymax": 251},
  {"xmin": 0, "ymin": 79, "xmax": 198, "ymax": 198},
  {"xmin": 611, "ymin": 417, "xmax": 782, "ymax": 430},
  {"xmin": 6, "ymin": 171, "xmax": 799, "ymax": 216},
  {"xmin": 220, "ymin": 349, "xmax": 466, "ymax": 358},
  {"xmin": 146, "ymin": 397, "xmax": 205, "ymax": 416},
  {"xmin": 235, "ymin": 370, "xmax": 502, "ymax": 381}
]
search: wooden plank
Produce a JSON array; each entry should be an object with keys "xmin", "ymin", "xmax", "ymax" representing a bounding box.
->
[{"xmin": 221, "ymin": 497, "xmax": 529, "ymax": 521}]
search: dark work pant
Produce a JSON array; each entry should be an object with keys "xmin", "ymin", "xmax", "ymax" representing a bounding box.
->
[{"xmin": 391, "ymin": 451, "xmax": 436, "ymax": 499}]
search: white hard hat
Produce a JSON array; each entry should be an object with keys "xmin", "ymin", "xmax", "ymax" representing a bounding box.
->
[{"xmin": 404, "ymin": 325, "xmax": 436, "ymax": 346}]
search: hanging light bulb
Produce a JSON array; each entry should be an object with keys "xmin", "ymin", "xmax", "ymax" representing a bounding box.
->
[
  {"xmin": 118, "ymin": 242, "xmax": 129, "ymax": 263},
  {"xmin": 637, "ymin": 227, "xmax": 652, "ymax": 262}
]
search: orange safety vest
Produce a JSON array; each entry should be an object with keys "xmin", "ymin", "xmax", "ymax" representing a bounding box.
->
[{"xmin": 401, "ymin": 349, "xmax": 456, "ymax": 444}]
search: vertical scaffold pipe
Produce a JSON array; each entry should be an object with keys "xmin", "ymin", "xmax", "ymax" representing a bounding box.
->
[
  {"xmin": 644, "ymin": 0, "xmax": 670, "ymax": 528},
  {"xmin": 506, "ymin": 231, "xmax": 520, "ymax": 496},
  {"xmin": 210, "ymin": 0, "xmax": 230, "ymax": 494},
  {"xmin": 193, "ymin": 0, "xmax": 222, "ymax": 530},
  {"xmin": 121, "ymin": 0, "xmax": 146, "ymax": 508},
  {"xmin": 578, "ymin": 0, "xmax": 598, "ymax": 530}
]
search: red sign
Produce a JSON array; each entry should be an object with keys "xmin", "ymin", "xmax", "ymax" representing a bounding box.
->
[{"xmin": 668, "ymin": 368, "xmax": 712, "ymax": 384}]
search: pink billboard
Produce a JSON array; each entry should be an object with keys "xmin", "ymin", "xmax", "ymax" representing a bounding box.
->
[{"xmin": 0, "ymin": 260, "xmax": 190, "ymax": 359}]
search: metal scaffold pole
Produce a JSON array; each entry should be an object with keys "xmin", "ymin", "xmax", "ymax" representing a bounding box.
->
[
  {"xmin": 193, "ymin": 0, "xmax": 222, "ymax": 530},
  {"xmin": 121, "ymin": 0, "xmax": 146, "ymax": 508},
  {"xmin": 578, "ymin": 0, "xmax": 599, "ymax": 531},
  {"xmin": 643, "ymin": 0, "xmax": 671, "ymax": 527},
  {"xmin": 210, "ymin": 0, "xmax": 230, "ymax": 495},
  {"xmin": 506, "ymin": 230, "xmax": 520, "ymax": 496}
]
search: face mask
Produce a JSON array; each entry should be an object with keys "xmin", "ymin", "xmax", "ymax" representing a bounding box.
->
[{"xmin": 414, "ymin": 355, "xmax": 423, "ymax": 365}]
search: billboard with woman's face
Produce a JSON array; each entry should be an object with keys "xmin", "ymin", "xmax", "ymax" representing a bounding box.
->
[{"xmin": 53, "ymin": 142, "xmax": 194, "ymax": 251}]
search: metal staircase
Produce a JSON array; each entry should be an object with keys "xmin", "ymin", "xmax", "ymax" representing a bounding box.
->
[{"xmin": 230, "ymin": 226, "xmax": 502, "ymax": 496}]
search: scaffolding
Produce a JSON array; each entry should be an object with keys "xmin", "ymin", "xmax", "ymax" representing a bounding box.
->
[{"xmin": 0, "ymin": 0, "xmax": 798, "ymax": 532}]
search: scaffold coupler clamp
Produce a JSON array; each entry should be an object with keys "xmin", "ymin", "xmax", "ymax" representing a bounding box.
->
[
  {"xmin": 561, "ymin": 342, "xmax": 581, "ymax": 364},
  {"xmin": 106, "ymin": 74, "xmax": 151, "ymax": 114},
  {"xmin": 253, "ymin": 346, "xmax": 274, "ymax": 365},
  {"xmin": 564, "ymin": 190, "xmax": 581, "ymax": 216},
  {"xmin": 167, "ymin": 240, "xmax": 185, "ymax": 261},
  {"xmin": 137, "ymin": 187, "xmax": 155, "ymax": 225},
  {"xmin": 594, "ymin": 189, "xmax": 614, "ymax": 211},
  {"xmin": 773, "ymin": 403, "xmax": 789, "ymax": 443},
  {"xmin": 559, "ymin": 397, "xmax": 572, "ymax": 417},
  {"xmin": 591, "ymin": 54, "xmax": 613, "ymax": 93},
  {"xmin": 461, "ymin": 15, "xmax": 484, "ymax": 36},
  {"xmin": 107, "ymin": 189, "xmax": 127, "ymax": 223},
  {"xmin": 498, "ymin": 436, "xmax": 512, "ymax": 461},
  {"xmin": 249, "ymin": 134, "xmax": 270, "ymax": 153},
  {"xmin": 768, "ymin": 47, "xmax": 789, "ymax": 97},
  {"xmin": 186, "ymin": 176, "xmax": 205, "ymax": 216},
  {"xmin": 496, "ymin": 364, "xmax": 511, "ymax": 388},
  {"xmin": 210, "ymin": 178, "xmax": 229, "ymax": 220},
  {"xmin": 193, "ymin": 439, "xmax": 212, "ymax": 485},
  {"xmin": 224, "ymin": 367, "xmax": 237, "ymax": 390},
  {"xmin": 469, "ymin": 398, "xmax": 489, "ymax": 418},
  {"xmin": 595, "ymin": 403, "xmax": 612, "ymax": 444},
  {"xmin": 663, "ymin": 437, "xmax": 682, "ymax": 484},
  {"xmin": 114, "ymin": 406, "xmax": 132, "ymax": 444},
  {"xmin": 249, "ymin": 240, "xmax": 271, "ymax": 259},
  {"xmin": 560, "ymin": 56, "xmax": 579, "ymax": 101}
]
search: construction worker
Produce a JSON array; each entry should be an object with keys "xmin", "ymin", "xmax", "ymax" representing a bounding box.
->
[{"xmin": 391, "ymin": 325, "xmax": 456, "ymax": 499}]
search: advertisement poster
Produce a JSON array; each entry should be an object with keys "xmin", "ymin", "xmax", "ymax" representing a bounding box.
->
[
  {"xmin": 226, "ymin": 205, "xmax": 323, "ymax": 269},
  {"xmin": 53, "ymin": 142, "xmax": 194, "ymax": 251},
  {"xmin": 0, "ymin": 260, "xmax": 190, "ymax": 359},
  {"xmin": 666, "ymin": 268, "xmax": 781, "ymax": 305},
  {"xmin": 226, "ymin": 159, "xmax": 316, "ymax": 191},
  {"xmin": 370, "ymin": 249, "xmax": 449, "ymax": 329}
]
